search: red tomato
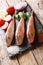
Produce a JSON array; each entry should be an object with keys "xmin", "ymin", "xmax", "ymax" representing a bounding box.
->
[
  {"xmin": 6, "ymin": 6, "xmax": 15, "ymax": 14},
  {"xmin": 38, "ymin": 34, "xmax": 43, "ymax": 41},
  {"xmin": 0, "ymin": 19, "xmax": 5, "ymax": 26}
]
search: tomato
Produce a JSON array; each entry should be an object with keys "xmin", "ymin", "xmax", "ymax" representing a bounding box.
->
[
  {"xmin": 6, "ymin": 6, "xmax": 15, "ymax": 15},
  {"xmin": 38, "ymin": 34, "xmax": 43, "ymax": 41},
  {"xmin": 0, "ymin": 19, "xmax": 5, "ymax": 26}
]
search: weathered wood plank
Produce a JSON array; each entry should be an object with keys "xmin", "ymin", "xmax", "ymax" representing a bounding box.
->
[
  {"xmin": 0, "ymin": 36, "xmax": 19, "ymax": 65},
  {"xmin": 6, "ymin": 0, "xmax": 21, "ymax": 7},
  {"xmin": 26, "ymin": 0, "xmax": 43, "ymax": 65},
  {"xmin": 0, "ymin": 0, "xmax": 8, "ymax": 10},
  {"xmin": 32, "ymin": 45, "xmax": 43, "ymax": 65},
  {"xmin": 26, "ymin": 0, "xmax": 43, "ymax": 25},
  {"xmin": 0, "ymin": 0, "xmax": 19, "ymax": 65},
  {"xmin": 18, "ymin": 51, "xmax": 38, "ymax": 65}
]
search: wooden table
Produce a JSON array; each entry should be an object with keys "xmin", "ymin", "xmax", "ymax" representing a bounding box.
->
[{"xmin": 0, "ymin": 0, "xmax": 43, "ymax": 65}]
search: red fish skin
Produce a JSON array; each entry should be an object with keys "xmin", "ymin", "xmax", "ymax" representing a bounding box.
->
[
  {"xmin": 26, "ymin": 12, "xmax": 35, "ymax": 44},
  {"xmin": 5, "ymin": 18, "xmax": 14, "ymax": 46},
  {"xmin": 15, "ymin": 18, "xmax": 25, "ymax": 46}
]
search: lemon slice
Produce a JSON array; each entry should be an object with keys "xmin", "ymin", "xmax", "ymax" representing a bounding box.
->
[{"xmin": 0, "ymin": 10, "xmax": 8, "ymax": 19}]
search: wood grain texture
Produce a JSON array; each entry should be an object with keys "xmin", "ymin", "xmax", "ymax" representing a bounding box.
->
[
  {"xmin": 26, "ymin": 0, "xmax": 43, "ymax": 65},
  {"xmin": 32, "ymin": 45, "xmax": 43, "ymax": 65},
  {"xmin": 26, "ymin": 0, "xmax": 43, "ymax": 25},
  {"xmin": 0, "ymin": 0, "xmax": 19, "ymax": 65},
  {"xmin": 16, "ymin": 0, "xmax": 43, "ymax": 65},
  {"xmin": 0, "ymin": 36, "xmax": 19, "ymax": 65},
  {"xmin": 6, "ymin": 0, "xmax": 21, "ymax": 7},
  {"xmin": 0, "ymin": 0, "xmax": 8, "ymax": 10},
  {"xmin": 18, "ymin": 51, "xmax": 38, "ymax": 65}
]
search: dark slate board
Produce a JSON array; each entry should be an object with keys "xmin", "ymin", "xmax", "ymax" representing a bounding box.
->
[{"xmin": 6, "ymin": 3, "xmax": 43, "ymax": 58}]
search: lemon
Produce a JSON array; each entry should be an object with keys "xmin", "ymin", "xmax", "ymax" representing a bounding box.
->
[{"xmin": 0, "ymin": 10, "xmax": 8, "ymax": 19}]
